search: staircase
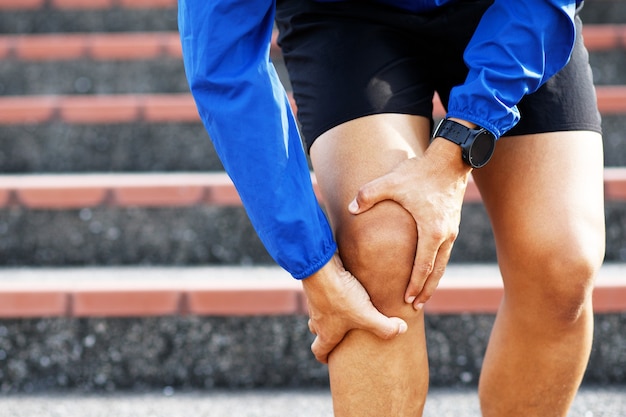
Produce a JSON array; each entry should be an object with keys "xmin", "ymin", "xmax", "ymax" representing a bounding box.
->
[{"xmin": 0, "ymin": 0, "xmax": 624, "ymax": 393}]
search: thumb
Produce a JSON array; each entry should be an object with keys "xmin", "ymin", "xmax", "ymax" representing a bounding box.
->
[
  {"xmin": 348, "ymin": 175, "xmax": 395, "ymax": 214},
  {"xmin": 357, "ymin": 307, "xmax": 409, "ymax": 340}
]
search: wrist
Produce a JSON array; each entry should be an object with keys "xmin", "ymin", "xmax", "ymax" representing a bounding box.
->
[
  {"xmin": 426, "ymin": 136, "xmax": 473, "ymax": 179},
  {"xmin": 302, "ymin": 254, "xmax": 344, "ymax": 291},
  {"xmin": 432, "ymin": 117, "xmax": 496, "ymax": 169},
  {"xmin": 448, "ymin": 117, "xmax": 477, "ymax": 130}
]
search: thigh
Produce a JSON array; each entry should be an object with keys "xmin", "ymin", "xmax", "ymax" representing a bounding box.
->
[
  {"xmin": 310, "ymin": 113, "xmax": 431, "ymax": 311},
  {"xmin": 311, "ymin": 114, "xmax": 430, "ymax": 223},
  {"xmin": 475, "ymin": 11, "xmax": 605, "ymax": 289},
  {"xmin": 275, "ymin": 0, "xmax": 493, "ymax": 150},
  {"xmin": 472, "ymin": 131, "xmax": 605, "ymax": 291}
]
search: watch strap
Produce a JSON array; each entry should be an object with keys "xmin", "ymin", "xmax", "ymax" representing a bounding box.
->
[{"xmin": 433, "ymin": 119, "xmax": 471, "ymax": 145}]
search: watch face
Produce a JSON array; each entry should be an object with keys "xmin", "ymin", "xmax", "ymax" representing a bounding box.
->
[{"xmin": 468, "ymin": 130, "xmax": 495, "ymax": 168}]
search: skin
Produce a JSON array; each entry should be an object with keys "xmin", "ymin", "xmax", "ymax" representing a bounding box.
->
[
  {"xmin": 473, "ymin": 129, "xmax": 605, "ymax": 416},
  {"xmin": 301, "ymin": 113, "xmax": 605, "ymax": 416}
]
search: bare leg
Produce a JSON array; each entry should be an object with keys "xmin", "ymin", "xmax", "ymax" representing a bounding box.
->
[
  {"xmin": 310, "ymin": 114, "xmax": 431, "ymax": 417},
  {"xmin": 473, "ymin": 131, "xmax": 605, "ymax": 417}
]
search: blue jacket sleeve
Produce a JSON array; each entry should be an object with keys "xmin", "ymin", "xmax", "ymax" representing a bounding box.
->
[
  {"xmin": 447, "ymin": 0, "xmax": 578, "ymax": 138},
  {"xmin": 178, "ymin": 0, "xmax": 337, "ymax": 279}
]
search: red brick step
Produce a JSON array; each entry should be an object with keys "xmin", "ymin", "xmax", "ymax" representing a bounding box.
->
[
  {"xmin": 0, "ymin": 168, "xmax": 624, "ymax": 209},
  {"xmin": 0, "ymin": 33, "xmax": 181, "ymax": 61},
  {"xmin": 0, "ymin": 86, "xmax": 623, "ymax": 125},
  {"xmin": 0, "ymin": 0, "xmax": 176, "ymax": 10},
  {"xmin": 0, "ymin": 26, "xmax": 622, "ymax": 61},
  {"xmin": 0, "ymin": 264, "xmax": 623, "ymax": 318}
]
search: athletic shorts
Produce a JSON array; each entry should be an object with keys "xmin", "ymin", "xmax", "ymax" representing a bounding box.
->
[{"xmin": 275, "ymin": 0, "xmax": 602, "ymax": 150}]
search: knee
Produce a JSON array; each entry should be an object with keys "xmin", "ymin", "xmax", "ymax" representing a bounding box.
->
[
  {"xmin": 335, "ymin": 201, "xmax": 417, "ymax": 314},
  {"xmin": 506, "ymin": 242, "xmax": 603, "ymax": 326},
  {"xmin": 542, "ymin": 249, "xmax": 601, "ymax": 323}
]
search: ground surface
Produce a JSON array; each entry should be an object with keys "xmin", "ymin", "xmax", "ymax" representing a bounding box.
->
[{"xmin": 1, "ymin": 385, "xmax": 624, "ymax": 417}]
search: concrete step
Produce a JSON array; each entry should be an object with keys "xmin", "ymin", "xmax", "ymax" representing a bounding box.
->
[
  {"xmin": 0, "ymin": 114, "xmax": 624, "ymax": 174},
  {"xmin": 0, "ymin": 0, "xmax": 176, "ymax": 10},
  {"xmin": 5, "ymin": 199, "xmax": 620, "ymax": 267},
  {"xmin": 0, "ymin": 123, "xmax": 224, "ymax": 174},
  {"xmin": 0, "ymin": 0, "xmax": 622, "ymax": 33},
  {"xmin": 0, "ymin": 123, "xmax": 223, "ymax": 173},
  {"xmin": 0, "ymin": 60, "xmax": 187, "ymax": 96},
  {"xmin": 0, "ymin": 279, "xmax": 623, "ymax": 391},
  {"xmin": 0, "ymin": 27, "xmax": 623, "ymax": 91},
  {"xmin": 0, "ymin": 114, "xmax": 625, "ymax": 174},
  {"xmin": 584, "ymin": 24, "xmax": 626, "ymax": 85},
  {"xmin": 0, "ymin": 204, "xmax": 273, "ymax": 267},
  {"xmin": 579, "ymin": 0, "xmax": 626, "ymax": 24},
  {"xmin": 0, "ymin": 6, "xmax": 176, "ymax": 34},
  {"xmin": 0, "ymin": 170, "xmax": 623, "ymax": 266}
]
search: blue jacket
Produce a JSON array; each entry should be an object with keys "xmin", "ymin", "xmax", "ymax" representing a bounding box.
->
[{"xmin": 178, "ymin": 0, "xmax": 579, "ymax": 279}]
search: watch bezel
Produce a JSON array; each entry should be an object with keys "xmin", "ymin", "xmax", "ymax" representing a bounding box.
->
[{"xmin": 464, "ymin": 128, "xmax": 495, "ymax": 168}]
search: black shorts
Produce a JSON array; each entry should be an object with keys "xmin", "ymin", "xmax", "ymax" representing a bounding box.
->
[{"xmin": 275, "ymin": 0, "xmax": 602, "ymax": 150}]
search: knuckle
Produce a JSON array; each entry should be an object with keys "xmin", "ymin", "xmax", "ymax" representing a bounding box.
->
[
  {"xmin": 414, "ymin": 261, "xmax": 434, "ymax": 276},
  {"xmin": 432, "ymin": 264, "xmax": 447, "ymax": 278},
  {"xmin": 426, "ymin": 220, "xmax": 459, "ymax": 243},
  {"xmin": 448, "ymin": 225, "xmax": 460, "ymax": 241},
  {"xmin": 429, "ymin": 229, "xmax": 446, "ymax": 242},
  {"xmin": 356, "ymin": 186, "xmax": 374, "ymax": 204}
]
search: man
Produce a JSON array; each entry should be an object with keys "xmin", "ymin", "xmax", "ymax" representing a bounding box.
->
[{"xmin": 179, "ymin": 1, "xmax": 605, "ymax": 415}]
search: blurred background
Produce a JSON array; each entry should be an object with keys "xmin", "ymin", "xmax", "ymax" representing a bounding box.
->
[{"xmin": 0, "ymin": 0, "xmax": 624, "ymax": 414}]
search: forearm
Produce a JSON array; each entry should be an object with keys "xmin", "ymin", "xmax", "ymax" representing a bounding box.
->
[
  {"xmin": 428, "ymin": 118, "xmax": 476, "ymax": 178},
  {"xmin": 179, "ymin": 0, "xmax": 336, "ymax": 279}
]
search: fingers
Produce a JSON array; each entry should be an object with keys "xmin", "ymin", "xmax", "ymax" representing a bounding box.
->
[
  {"xmin": 308, "ymin": 307, "xmax": 408, "ymax": 364},
  {"xmin": 405, "ymin": 236, "xmax": 454, "ymax": 310},
  {"xmin": 310, "ymin": 333, "xmax": 338, "ymax": 364},
  {"xmin": 348, "ymin": 174, "xmax": 396, "ymax": 214}
]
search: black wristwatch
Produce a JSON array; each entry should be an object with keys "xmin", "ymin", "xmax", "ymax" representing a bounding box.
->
[{"xmin": 433, "ymin": 119, "xmax": 496, "ymax": 168}]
